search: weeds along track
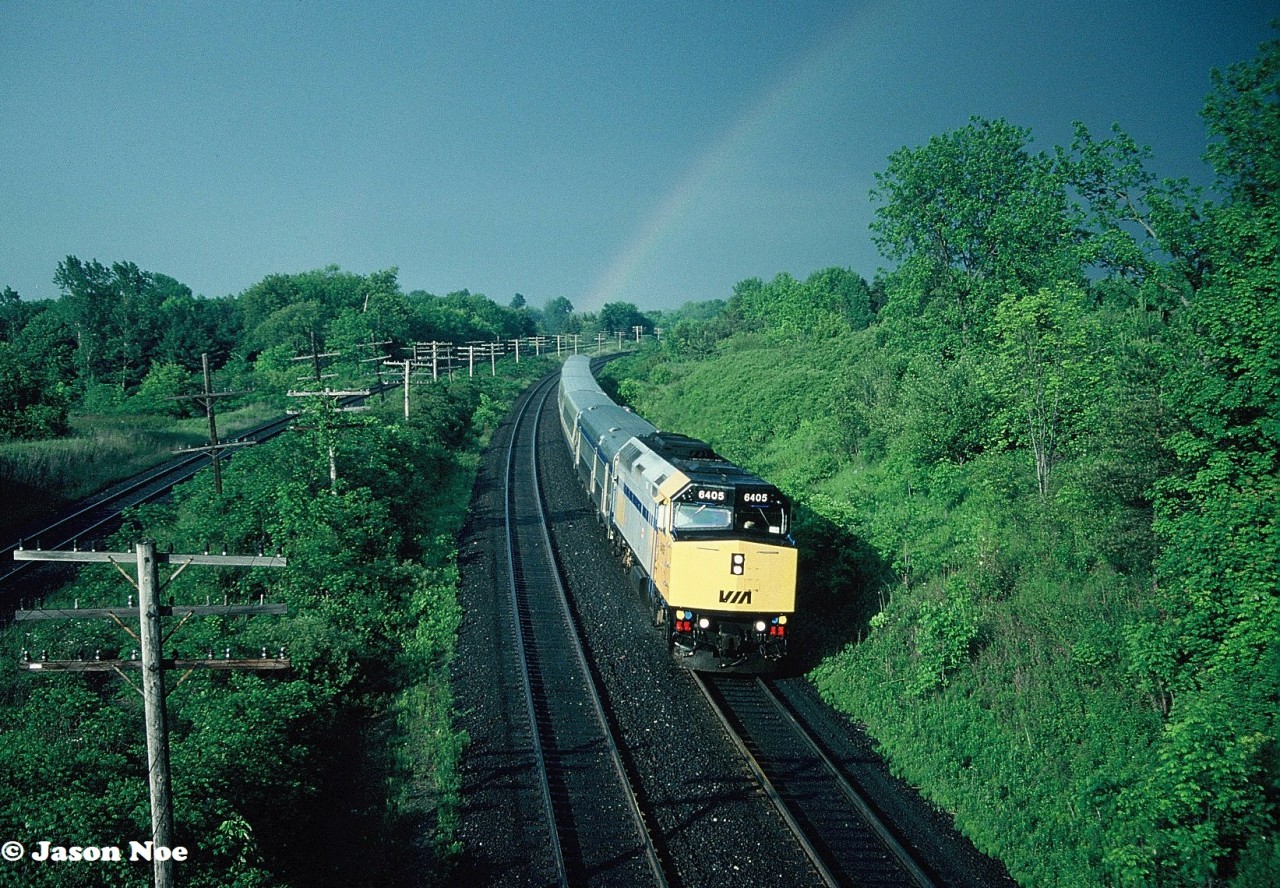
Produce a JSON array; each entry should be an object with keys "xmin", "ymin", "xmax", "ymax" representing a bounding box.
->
[
  {"xmin": 0, "ymin": 389, "xmax": 384, "ymax": 599},
  {"xmin": 503, "ymin": 372, "xmax": 669, "ymax": 887},
  {"xmin": 694, "ymin": 673, "xmax": 939, "ymax": 888}
]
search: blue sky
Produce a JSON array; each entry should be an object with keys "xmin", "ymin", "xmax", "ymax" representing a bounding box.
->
[{"xmin": 1, "ymin": 1, "xmax": 1273, "ymax": 312}]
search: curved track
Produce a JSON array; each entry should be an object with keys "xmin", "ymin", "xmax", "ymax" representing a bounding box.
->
[
  {"xmin": 504, "ymin": 372, "xmax": 669, "ymax": 887},
  {"xmin": 2, "ymin": 389, "xmax": 384, "ymax": 598}
]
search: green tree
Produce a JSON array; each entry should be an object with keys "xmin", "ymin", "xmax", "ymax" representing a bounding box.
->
[
  {"xmin": 359, "ymin": 268, "xmax": 411, "ymax": 346},
  {"xmin": 0, "ymin": 286, "xmax": 22, "ymax": 341},
  {"xmin": 599, "ymin": 301, "xmax": 648, "ymax": 336},
  {"xmin": 725, "ymin": 269, "xmax": 870, "ymax": 339},
  {"xmin": 1110, "ymin": 32, "xmax": 1280, "ymax": 884},
  {"xmin": 871, "ymin": 118, "xmax": 1080, "ymax": 346},
  {"xmin": 1057, "ymin": 122, "xmax": 1203, "ymax": 302},
  {"xmin": 0, "ymin": 304, "xmax": 76, "ymax": 439},
  {"xmin": 52, "ymin": 257, "xmax": 191, "ymax": 391},
  {"xmin": 128, "ymin": 362, "xmax": 194, "ymax": 416},
  {"xmin": 984, "ymin": 284, "xmax": 1097, "ymax": 500},
  {"xmin": 542, "ymin": 296, "xmax": 574, "ymax": 334}
]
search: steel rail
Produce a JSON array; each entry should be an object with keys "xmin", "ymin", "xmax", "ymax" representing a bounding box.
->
[
  {"xmin": 694, "ymin": 672, "xmax": 939, "ymax": 887},
  {"xmin": 760, "ymin": 678, "xmax": 938, "ymax": 888},
  {"xmin": 502, "ymin": 375, "xmax": 569, "ymax": 885},
  {"xmin": 692, "ymin": 672, "xmax": 842, "ymax": 888},
  {"xmin": 504, "ymin": 372, "xmax": 669, "ymax": 887},
  {"xmin": 525, "ymin": 379, "xmax": 668, "ymax": 888}
]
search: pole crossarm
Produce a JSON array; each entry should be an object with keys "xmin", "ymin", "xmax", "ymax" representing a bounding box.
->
[
  {"xmin": 16, "ymin": 603, "xmax": 288, "ymax": 620},
  {"xmin": 286, "ymin": 389, "xmax": 371, "ymax": 398},
  {"xmin": 14, "ymin": 549, "xmax": 287, "ymax": 567},
  {"xmin": 20, "ymin": 656, "xmax": 291, "ymax": 672},
  {"xmin": 171, "ymin": 389, "xmax": 249, "ymax": 402},
  {"xmin": 172, "ymin": 439, "xmax": 256, "ymax": 455}
]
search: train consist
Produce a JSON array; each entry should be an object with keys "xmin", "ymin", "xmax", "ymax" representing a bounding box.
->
[{"xmin": 557, "ymin": 356, "xmax": 797, "ymax": 671}]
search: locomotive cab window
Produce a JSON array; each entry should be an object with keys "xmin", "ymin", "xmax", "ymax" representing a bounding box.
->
[
  {"xmin": 736, "ymin": 488, "xmax": 789, "ymax": 535},
  {"xmin": 673, "ymin": 503, "xmax": 733, "ymax": 531},
  {"xmin": 736, "ymin": 504, "xmax": 787, "ymax": 534}
]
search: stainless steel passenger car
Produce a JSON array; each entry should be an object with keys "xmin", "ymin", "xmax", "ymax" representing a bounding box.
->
[{"xmin": 558, "ymin": 356, "xmax": 797, "ymax": 671}]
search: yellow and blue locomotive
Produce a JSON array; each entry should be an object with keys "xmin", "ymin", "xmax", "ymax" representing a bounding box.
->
[{"xmin": 558, "ymin": 356, "xmax": 796, "ymax": 671}]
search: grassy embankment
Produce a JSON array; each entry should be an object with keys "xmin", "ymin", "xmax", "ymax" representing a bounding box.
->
[
  {"xmin": 602, "ymin": 340, "xmax": 1173, "ymax": 888},
  {"xmin": 0, "ymin": 404, "xmax": 280, "ymax": 536}
]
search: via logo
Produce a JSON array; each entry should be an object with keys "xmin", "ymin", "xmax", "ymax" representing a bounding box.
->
[{"xmin": 719, "ymin": 589, "xmax": 753, "ymax": 605}]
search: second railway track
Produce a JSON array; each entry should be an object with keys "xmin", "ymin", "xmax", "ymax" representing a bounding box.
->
[
  {"xmin": 503, "ymin": 371, "xmax": 669, "ymax": 887},
  {"xmin": 1, "ymin": 388, "xmax": 384, "ymax": 597}
]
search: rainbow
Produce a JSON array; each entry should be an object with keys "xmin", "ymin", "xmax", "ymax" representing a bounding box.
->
[{"xmin": 585, "ymin": 5, "xmax": 880, "ymax": 309}]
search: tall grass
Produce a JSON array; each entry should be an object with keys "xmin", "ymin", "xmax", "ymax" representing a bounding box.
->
[{"xmin": 0, "ymin": 404, "xmax": 279, "ymax": 534}]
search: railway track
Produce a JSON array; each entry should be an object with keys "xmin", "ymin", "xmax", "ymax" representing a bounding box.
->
[
  {"xmin": 694, "ymin": 673, "xmax": 938, "ymax": 888},
  {"xmin": 1, "ymin": 388, "xmax": 383, "ymax": 597},
  {"xmin": 503, "ymin": 372, "xmax": 669, "ymax": 887}
]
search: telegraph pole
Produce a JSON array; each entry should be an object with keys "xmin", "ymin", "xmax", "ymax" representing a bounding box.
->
[
  {"xmin": 383, "ymin": 358, "xmax": 413, "ymax": 419},
  {"xmin": 291, "ymin": 332, "xmax": 338, "ymax": 387},
  {"xmin": 136, "ymin": 541, "xmax": 171, "ymax": 882},
  {"xmin": 359, "ymin": 336, "xmax": 393, "ymax": 401},
  {"xmin": 286, "ymin": 388, "xmax": 371, "ymax": 489},
  {"xmin": 173, "ymin": 353, "xmax": 252, "ymax": 495},
  {"xmin": 413, "ymin": 341, "xmax": 454, "ymax": 381},
  {"xmin": 15, "ymin": 541, "xmax": 288, "ymax": 888}
]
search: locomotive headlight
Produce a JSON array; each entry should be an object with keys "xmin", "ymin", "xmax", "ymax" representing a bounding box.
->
[
  {"xmin": 698, "ymin": 617, "xmax": 710, "ymax": 630},
  {"xmin": 754, "ymin": 620, "xmax": 767, "ymax": 633}
]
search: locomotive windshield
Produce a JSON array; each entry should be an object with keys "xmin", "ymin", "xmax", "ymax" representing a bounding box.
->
[
  {"xmin": 671, "ymin": 483, "xmax": 790, "ymax": 536},
  {"xmin": 674, "ymin": 503, "xmax": 733, "ymax": 530},
  {"xmin": 736, "ymin": 487, "xmax": 789, "ymax": 535}
]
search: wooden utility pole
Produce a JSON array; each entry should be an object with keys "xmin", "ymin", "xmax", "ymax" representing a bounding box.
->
[
  {"xmin": 291, "ymin": 332, "xmax": 338, "ymax": 387},
  {"xmin": 285, "ymin": 388, "xmax": 371, "ymax": 489},
  {"xmin": 554, "ymin": 333, "xmax": 578, "ymax": 356},
  {"xmin": 359, "ymin": 336, "xmax": 393, "ymax": 401},
  {"xmin": 173, "ymin": 353, "xmax": 252, "ymax": 495},
  {"xmin": 15, "ymin": 541, "xmax": 288, "ymax": 888},
  {"xmin": 383, "ymin": 359, "xmax": 413, "ymax": 419},
  {"xmin": 484, "ymin": 341, "xmax": 502, "ymax": 376},
  {"xmin": 413, "ymin": 341, "xmax": 454, "ymax": 381},
  {"xmin": 460, "ymin": 343, "xmax": 475, "ymax": 377}
]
